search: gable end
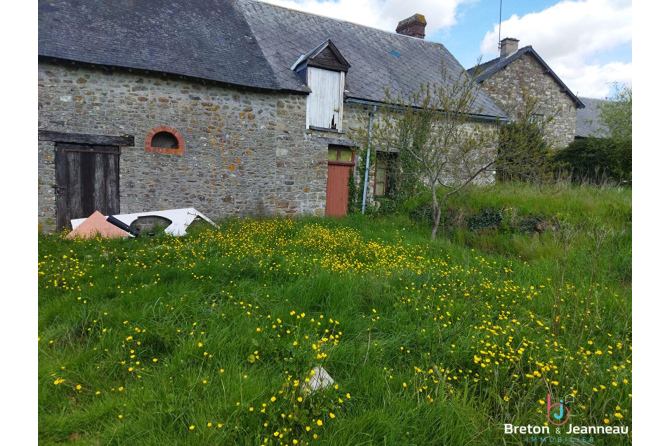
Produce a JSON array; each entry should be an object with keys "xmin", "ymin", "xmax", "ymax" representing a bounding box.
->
[{"xmin": 469, "ymin": 47, "xmax": 584, "ymax": 109}]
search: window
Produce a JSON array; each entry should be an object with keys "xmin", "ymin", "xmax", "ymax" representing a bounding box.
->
[
  {"xmin": 145, "ymin": 126, "xmax": 184, "ymax": 155},
  {"xmin": 328, "ymin": 146, "xmax": 354, "ymax": 164},
  {"xmin": 151, "ymin": 132, "xmax": 178, "ymax": 149},
  {"xmin": 374, "ymin": 158, "xmax": 388, "ymax": 197}
]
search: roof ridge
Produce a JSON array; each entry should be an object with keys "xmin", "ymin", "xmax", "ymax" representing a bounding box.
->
[
  {"xmin": 468, "ymin": 45, "xmax": 534, "ymax": 72},
  {"xmin": 245, "ymin": 0, "xmax": 444, "ymax": 46}
]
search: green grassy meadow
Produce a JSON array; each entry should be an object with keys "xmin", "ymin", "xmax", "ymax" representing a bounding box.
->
[{"xmin": 38, "ymin": 184, "xmax": 632, "ymax": 445}]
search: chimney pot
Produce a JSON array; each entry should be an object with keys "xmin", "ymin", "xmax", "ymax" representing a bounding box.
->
[
  {"xmin": 500, "ymin": 37, "xmax": 519, "ymax": 58},
  {"xmin": 396, "ymin": 14, "xmax": 427, "ymax": 39}
]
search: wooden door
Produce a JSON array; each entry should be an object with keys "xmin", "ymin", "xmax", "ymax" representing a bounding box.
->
[
  {"xmin": 307, "ymin": 68, "xmax": 345, "ymax": 130},
  {"xmin": 55, "ymin": 143, "xmax": 120, "ymax": 230},
  {"xmin": 325, "ymin": 146, "xmax": 354, "ymax": 217}
]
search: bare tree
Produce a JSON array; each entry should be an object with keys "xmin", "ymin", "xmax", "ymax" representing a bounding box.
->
[{"xmin": 367, "ymin": 66, "xmax": 498, "ymax": 239}]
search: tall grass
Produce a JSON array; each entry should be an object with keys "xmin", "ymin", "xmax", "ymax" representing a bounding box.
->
[{"xmin": 38, "ymin": 184, "xmax": 632, "ymax": 445}]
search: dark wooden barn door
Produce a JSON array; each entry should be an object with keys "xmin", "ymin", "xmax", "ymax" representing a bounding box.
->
[
  {"xmin": 325, "ymin": 146, "xmax": 354, "ymax": 217},
  {"xmin": 55, "ymin": 143, "xmax": 120, "ymax": 230}
]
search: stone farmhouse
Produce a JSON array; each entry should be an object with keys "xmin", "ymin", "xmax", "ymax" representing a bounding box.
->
[
  {"xmin": 38, "ymin": 0, "xmax": 511, "ymax": 232},
  {"xmin": 468, "ymin": 38, "xmax": 585, "ymax": 149}
]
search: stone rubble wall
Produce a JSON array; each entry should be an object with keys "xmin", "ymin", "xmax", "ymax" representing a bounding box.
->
[{"xmin": 38, "ymin": 60, "xmax": 329, "ymax": 232}]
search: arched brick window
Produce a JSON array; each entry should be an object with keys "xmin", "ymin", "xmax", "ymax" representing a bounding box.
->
[{"xmin": 145, "ymin": 126, "xmax": 185, "ymax": 155}]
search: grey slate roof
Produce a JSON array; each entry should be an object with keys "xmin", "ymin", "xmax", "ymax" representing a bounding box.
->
[
  {"xmin": 38, "ymin": 0, "xmax": 506, "ymax": 119},
  {"xmin": 237, "ymin": 0, "xmax": 505, "ymax": 118},
  {"xmin": 467, "ymin": 46, "xmax": 585, "ymax": 109},
  {"xmin": 466, "ymin": 57, "xmax": 500, "ymax": 80},
  {"xmin": 576, "ymin": 97, "xmax": 609, "ymax": 138},
  {"xmin": 38, "ymin": 0, "xmax": 279, "ymax": 90}
]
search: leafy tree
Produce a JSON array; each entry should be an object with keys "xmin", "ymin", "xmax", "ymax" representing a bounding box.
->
[
  {"xmin": 552, "ymin": 83, "xmax": 632, "ymax": 185},
  {"xmin": 496, "ymin": 91, "xmax": 555, "ymax": 183},
  {"xmin": 597, "ymin": 83, "xmax": 632, "ymax": 143}
]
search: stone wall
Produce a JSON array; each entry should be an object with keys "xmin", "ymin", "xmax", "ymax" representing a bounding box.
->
[
  {"xmin": 479, "ymin": 53, "xmax": 577, "ymax": 149},
  {"xmin": 38, "ymin": 60, "xmax": 501, "ymax": 231},
  {"xmin": 38, "ymin": 60, "xmax": 331, "ymax": 231}
]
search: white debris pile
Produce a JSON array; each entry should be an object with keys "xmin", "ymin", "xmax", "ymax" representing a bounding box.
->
[{"xmin": 71, "ymin": 207, "xmax": 218, "ymax": 237}]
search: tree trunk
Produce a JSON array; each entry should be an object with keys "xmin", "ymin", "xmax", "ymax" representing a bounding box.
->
[
  {"xmin": 430, "ymin": 186, "xmax": 440, "ymax": 240},
  {"xmin": 431, "ymin": 206, "xmax": 442, "ymax": 240}
]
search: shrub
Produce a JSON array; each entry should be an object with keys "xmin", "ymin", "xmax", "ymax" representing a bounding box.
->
[
  {"xmin": 497, "ymin": 120, "xmax": 554, "ymax": 183},
  {"xmin": 553, "ymin": 137, "xmax": 632, "ymax": 185}
]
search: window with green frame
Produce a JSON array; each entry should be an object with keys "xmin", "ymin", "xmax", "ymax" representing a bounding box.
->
[{"xmin": 328, "ymin": 147, "xmax": 354, "ymax": 163}]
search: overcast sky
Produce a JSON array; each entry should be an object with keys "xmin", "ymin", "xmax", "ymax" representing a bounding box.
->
[{"xmin": 261, "ymin": 0, "xmax": 632, "ymax": 99}]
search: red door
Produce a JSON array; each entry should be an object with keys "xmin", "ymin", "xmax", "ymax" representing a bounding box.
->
[{"xmin": 325, "ymin": 146, "xmax": 354, "ymax": 217}]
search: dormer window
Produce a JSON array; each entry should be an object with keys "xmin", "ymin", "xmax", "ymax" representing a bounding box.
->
[{"xmin": 292, "ymin": 40, "xmax": 350, "ymax": 132}]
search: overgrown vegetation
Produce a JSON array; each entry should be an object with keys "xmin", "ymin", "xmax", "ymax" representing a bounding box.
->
[
  {"xmin": 553, "ymin": 137, "xmax": 632, "ymax": 185},
  {"xmin": 39, "ymin": 184, "xmax": 631, "ymax": 445},
  {"xmin": 350, "ymin": 81, "xmax": 632, "ymax": 229},
  {"xmin": 552, "ymin": 83, "xmax": 632, "ymax": 185},
  {"xmin": 597, "ymin": 84, "xmax": 632, "ymax": 144},
  {"xmin": 496, "ymin": 92, "xmax": 555, "ymax": 183}
]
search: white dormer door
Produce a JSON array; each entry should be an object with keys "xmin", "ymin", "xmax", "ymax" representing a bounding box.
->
[{"xmin": 306, "ymin": 67, "xmax": 344, "ymax": 131}]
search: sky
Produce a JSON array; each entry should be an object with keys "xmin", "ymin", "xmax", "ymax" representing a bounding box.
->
[{"xmin": 261, "ymin": 0, "xmax": 632, "ymax": 99}]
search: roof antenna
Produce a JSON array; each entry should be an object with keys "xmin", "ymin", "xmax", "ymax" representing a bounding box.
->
[{"xmin": 498, "ymin": 0, "xmax": 503, "ymax": 56}]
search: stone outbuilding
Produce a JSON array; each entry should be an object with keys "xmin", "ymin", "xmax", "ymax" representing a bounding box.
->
[
  {"xmin": 38, "ymin": 0, "xmax": 506, "ymax": 232},
  {"xmin": 468, "ymin": 38, "xmax": 584, "ymax": 149}
]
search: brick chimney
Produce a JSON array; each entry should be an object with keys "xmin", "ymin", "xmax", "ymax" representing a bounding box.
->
[
  {"xmin": 500, "ymin": 37, "xmax": 519, "ymax": 58},
  {"xmin": 396, "ymin": 14, "xmax": 427, "ymax": 39}
]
